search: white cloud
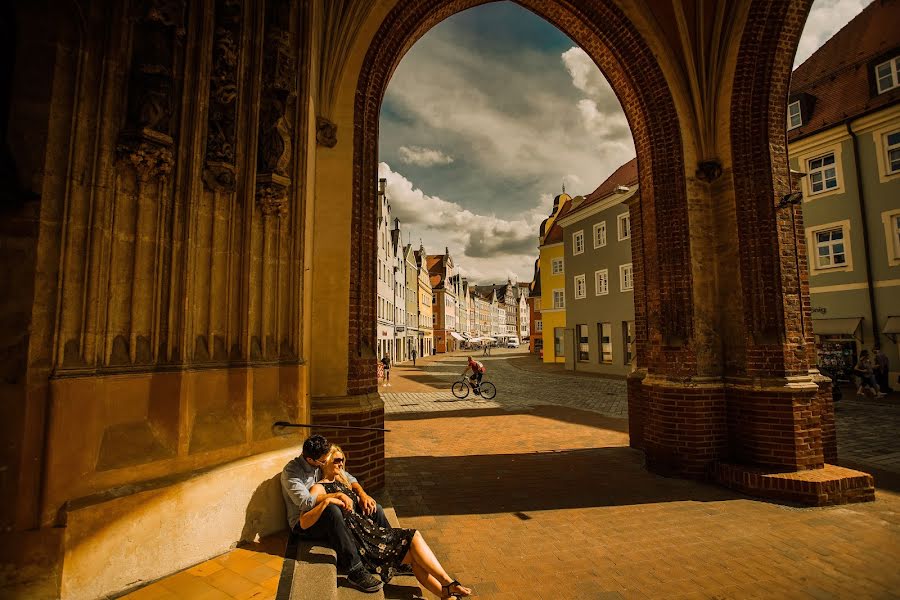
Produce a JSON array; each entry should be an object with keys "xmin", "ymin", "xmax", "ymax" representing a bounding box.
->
[
  {"xmin": 383, "ymin": 36, "xmax": 635, "ymax": 208},
  {"xmin": 397, "ymin": 145, "xmax": 455, "ymax": 167},
  {"xmin": 379, "ymin": 162, "xmax": 549, "ymax": 283},
  {"xmin": 794, "ymin": 0, "xmax": 869, "ymax": 67}
]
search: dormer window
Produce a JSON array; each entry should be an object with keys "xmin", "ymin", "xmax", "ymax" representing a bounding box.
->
[
  {"xmin": 876, "ymin": 57, "xmax": 900, "ymax": 94},
  {"xmin": 787, "ymin": 101, "xmax": 802, "ymax": 130}
]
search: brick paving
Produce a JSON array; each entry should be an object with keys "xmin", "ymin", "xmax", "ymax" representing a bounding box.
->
[
  {"xmin": 126, "ymin": 350, "xmax": 900, "ymax": 599},
  {"xmin": 383, "ymin": 350, "xmax": 900, "ymax": 599}
]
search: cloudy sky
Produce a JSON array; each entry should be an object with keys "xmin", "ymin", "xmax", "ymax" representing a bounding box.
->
[{"xmin": 378, "ymin": 0, "xmax": 870, "ymax": 284}]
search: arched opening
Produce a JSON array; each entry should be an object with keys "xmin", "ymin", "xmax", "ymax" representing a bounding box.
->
[{"xmin": 315, "ymin": 0, "xmax": 874, "ymax": 506}]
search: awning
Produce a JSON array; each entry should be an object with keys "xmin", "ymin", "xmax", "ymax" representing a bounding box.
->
[
  {"xmin": 812, "ymin": 317, "xmax": 862, "ymax": 339},
  {"xmin": 883, "ymin": 316, "xmax": 900, "ymax": 334},
  {"xmin": 450, "ymin": 332, "xmax": 465, "ymax": 341}
]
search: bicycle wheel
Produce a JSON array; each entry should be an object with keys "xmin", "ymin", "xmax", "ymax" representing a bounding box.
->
[
  {"xmin": 451, "ymin": 381, "xmax": 470, "ymax": 399},
  {"xmin": 478, "ymin": 381, "xmax": 497, "ymax": 400}
]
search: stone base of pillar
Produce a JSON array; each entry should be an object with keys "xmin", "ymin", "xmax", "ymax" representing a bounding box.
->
[
  {"xmin": 641, "ymin": 376, "xmax": 728, "ymax": 480},
  {"xmin": 311, "ymin": 393, "xmax": 385, "ymax": 491},
  {"xmin": 626, "ymin": 369, "xmax": 647, "ymax": 451},
  {"xmin": 715, "ymin": 462, "xmax": 875, "ymax": 506}
]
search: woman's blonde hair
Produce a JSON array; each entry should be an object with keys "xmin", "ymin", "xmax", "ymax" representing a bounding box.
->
[{"xmin": 325, "ymin": 444, "xmax": 351, "ymax": 487}]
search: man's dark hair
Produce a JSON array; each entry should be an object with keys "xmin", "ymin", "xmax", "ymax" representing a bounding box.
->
[{"xmin": 302, "ymin": 435, "xmax": 329, "ymax": 460}]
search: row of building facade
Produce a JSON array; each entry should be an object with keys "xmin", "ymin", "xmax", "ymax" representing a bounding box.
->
[
  {"xmin": 528, "ymin": 1, "xmax": 900, "ymax": 386},
  {"xmin": 376, "ymin": 180, "xmax": 531, "ymax": 363}
]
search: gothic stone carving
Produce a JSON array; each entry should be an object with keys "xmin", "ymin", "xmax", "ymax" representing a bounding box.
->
[
  {"xmin": 255, "ymin": 0, "xmax": 295, "ymax": 216},
  {"xmin": 204, "ymin": 0, "xmax": 242, "ymax": 191},
  {"xmin": 316, "ymin": 116, "xmax": 337, "ymax": 148},
  {"xmin": 255, "ymin": 174, "xmax": 289, "ymax": 217},
  {"xmin": 118, "ymin": 0, "xmax": 186, "ymax": 180},
  {"xmin": 116, "ymin": 132, "xmax": 175, "ymax": 181}
]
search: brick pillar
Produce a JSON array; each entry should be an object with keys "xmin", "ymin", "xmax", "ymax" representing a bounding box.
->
[
  {"xmin": 642, "ymin": 379, "xmax": 727, "ymax": 479},
  {"xmin": 626, "ymin": 370, "xmax": 647, "ymax": 451},
  {"xmin": 311, "ymin": 394, "xmax": 386, "ymax": 491}
]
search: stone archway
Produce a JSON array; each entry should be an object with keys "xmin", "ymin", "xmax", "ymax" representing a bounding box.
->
[{"xmin": 328, "ymin": 0, "xmax": 874, "ymax": 505}]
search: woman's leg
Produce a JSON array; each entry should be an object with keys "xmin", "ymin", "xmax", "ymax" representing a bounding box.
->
[
  {"xmin": 401, "ymin": 552, "xmax": 442, "ymax": 597},
  {"xmin": 404, "ymin": 532, "xmax": 471, "ymax": 597}
]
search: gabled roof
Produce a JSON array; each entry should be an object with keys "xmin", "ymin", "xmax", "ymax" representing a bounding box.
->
[
  {"xmin": 563, "ymin": 158, "xmax": 639, "ymax": 219},
  {"xmin": 543, "ymin": 219, "xmax": 563, "ymax": 245},
  {"xmin": 427, "ymin": 254, "xmax": 447, "ymax": 289},
  {"xmin": 789, "ymin": 0, "xmax": 900, "ymax": 141},
  {"xmin": 530, "ymin": 259, "xmax": 542, "ymax": 297}
]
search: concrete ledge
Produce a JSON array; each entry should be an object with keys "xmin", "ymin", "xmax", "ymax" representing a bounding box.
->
[
  {"xmin": 288, "ymin": 492, "xmax": 423, "ymax": 600},
  {"xmin": 715, "ymin": 462, "xmax": 875, "ymax": 506},
  {"xmin": 290, "ymin": 541, "xmax": 338, "ymax": 600}
]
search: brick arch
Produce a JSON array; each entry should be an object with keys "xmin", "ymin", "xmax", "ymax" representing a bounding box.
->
[
  {"xmin": 730, "ymin": 0, "xmax": 815, "ymax": 378},
  {"xmin": 348, "ymin": 0, "xmax": 692, "ymax": 394}
]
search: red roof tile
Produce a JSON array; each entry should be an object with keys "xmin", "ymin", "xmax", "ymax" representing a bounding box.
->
[
  {"xmin": 789, "ymin": 0, "xmax": 900, "ymax": 141},
  {"xmin": 565, "ymin": 158, "xmax": 639, "ymax": 218}
]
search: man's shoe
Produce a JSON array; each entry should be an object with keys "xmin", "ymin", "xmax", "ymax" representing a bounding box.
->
[{"xmin": 346, "ymin": 567, "xmax": 383, "ymax": 593}]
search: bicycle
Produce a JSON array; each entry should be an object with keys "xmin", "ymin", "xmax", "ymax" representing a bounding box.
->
[{"xmin": 451, "ymin": 376, "xmax": 497, "ymax": 400}]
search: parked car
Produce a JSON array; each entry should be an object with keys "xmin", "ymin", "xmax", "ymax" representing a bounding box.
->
[{"xmin": 507, "ymin": 337, "xmax": 520, "ymax": 348}]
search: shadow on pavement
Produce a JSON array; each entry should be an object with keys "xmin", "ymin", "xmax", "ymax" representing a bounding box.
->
[
  {"xmin": 387, "ymin": 404, "xmax": 628, "ymax": 434},
  {"xmin": 386, "ymin": 446, "xmax": 742, "ymax": 517}
]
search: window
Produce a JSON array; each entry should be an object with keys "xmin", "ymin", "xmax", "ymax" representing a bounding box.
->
[
  {"xmin": 552, "ymin": 289, "xmax": 565, "ymax": 309},
  {"xmin": 551, "ymin": 257, "xmax": 564, "ymax": 275},
  {"xmin": 574, "ymin": 274, "xmax": 586, "ymax": 299},
  {"xmin": 881, "ymin": 209, "xmax": 900, "ymax": 267},
  {"xmin": 535, "ymin": 320, "xmax": 543, "ymax": 332},
  {"xmin": 787, "ymin": 101, "xmax": 802, "ymax": 130},
  {"xmin": 617, "ymin": 213, "xmax": 631, "ymax": 241},
  {"xmin": 814, "ymin": 228, "xmax": 847, "ymax": 269},
  {"xmin": 623, "ymin": 321, "xmax": 635, "ymax": 365},
  {"xmin": 620, "ymin": 263, "xmax": 634, "ymax": 291},
  {"xmin": 577, "ymin": 324, "xmax": 589, "ymax": 362},
  {"xmin": 534, "ymin": 298, "xmax": 541, "ymax": 310},
  {"xmin": 598, "ymin": 323, "xmax": 612, "ymax": 364},
  {"xmin": 593, "ymin": 221, "xmax": 607, "ymax": 248},
  {"xmin": 875, "ymin": 56, "xmax": 900, "ymax": 94},
  {"xmin": 807, "ymin": 153, "xmax": 838, "ymax": 194},
  {"xmin": 573, "ymin": 230, "xmax": 585, "ymax": 255},
  {"xmin": 595, "ymin": 269, "xmax": 609, "ymax": 296},
  {"xmin": 887, "ymin": 131, "xmax": 900, "ymax": 174},
  {"xmin": 554, "ymin": 327, "xmax": 564, "ymax": 357}
]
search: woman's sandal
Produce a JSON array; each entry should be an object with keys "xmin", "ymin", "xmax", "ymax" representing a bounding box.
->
[{"xmin": 441, "ymin": 579, "xmax": 471, "ymax": 599}]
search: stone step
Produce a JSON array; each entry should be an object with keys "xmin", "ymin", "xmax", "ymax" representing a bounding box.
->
[{"xmin": 288, "ymin": 499, "xmax": 423, "ymax": 600}]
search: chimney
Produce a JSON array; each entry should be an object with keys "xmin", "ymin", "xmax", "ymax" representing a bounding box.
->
[{"xmin": 378, "ymin": 178, "xmax": 387, "ymax": 196}]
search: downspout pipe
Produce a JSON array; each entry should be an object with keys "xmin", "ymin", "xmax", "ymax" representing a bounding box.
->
[{"xmin": 847, "ymin": 122, "xmax": 880, "ymax": 349}]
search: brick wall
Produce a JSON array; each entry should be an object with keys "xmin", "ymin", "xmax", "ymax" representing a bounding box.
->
[
  {"xmin": 642, "ymin": 384, "xmax": 727, "ymax": 480},
  {"xmin": 312, "ymin": 405, "xmax": 386, "ymax": 491}
]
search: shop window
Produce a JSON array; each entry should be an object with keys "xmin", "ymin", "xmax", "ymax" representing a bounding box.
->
[
  {"xmin": 577, "ymin": 324, "xmax": 589, "ymax": 362},
  {"xmin": 598, "ymin": 322, "xmax": 612, "ymax": 363}
]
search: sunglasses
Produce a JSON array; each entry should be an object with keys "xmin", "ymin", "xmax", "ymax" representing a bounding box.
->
[{"xmin": 333, "ymin": 457, "xmax": 345, "ymax": 465}]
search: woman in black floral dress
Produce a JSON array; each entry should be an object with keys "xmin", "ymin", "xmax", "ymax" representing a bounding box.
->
[{"xmin": 304, "ymin": 445, "xmax": 472, "ymax": 599}]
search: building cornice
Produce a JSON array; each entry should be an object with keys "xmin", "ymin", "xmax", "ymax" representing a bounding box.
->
[{"xmin": 557, "ymin": 186, "xmax": 639, "ymax": 228}]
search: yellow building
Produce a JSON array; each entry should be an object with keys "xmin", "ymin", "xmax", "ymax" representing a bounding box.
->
[{"xmin": 538, "ymin": 193, "xmax": 572, "ymax": 362}]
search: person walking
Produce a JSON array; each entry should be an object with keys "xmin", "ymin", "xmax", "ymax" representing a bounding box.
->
[
  {"xmin": 381, "ymin": 354, "xmax": 391, "ymax": 387},
  {"xmin": 874, "ymin": 348, "xmax": 892, "ymax": 394},
  {"xmin": 411, "ymin": 347, "xmax": 417, "ymax": 367}
]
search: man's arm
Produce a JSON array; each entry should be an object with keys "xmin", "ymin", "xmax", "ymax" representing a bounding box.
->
[
  {"xmin": 343, "ymin": 470, "xmax": 375, "ymax": 515},
  {"xmin": 281, "ymin": 467, "xmax": 317, "ymax": 516}
]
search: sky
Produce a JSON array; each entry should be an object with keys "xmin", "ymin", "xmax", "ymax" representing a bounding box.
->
[{"xmin": 378, "ymin": 0, "xmax": 870, "ymax": 285}]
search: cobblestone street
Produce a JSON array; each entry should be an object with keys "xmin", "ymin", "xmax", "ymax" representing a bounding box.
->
[{"xmin": 382, "ymin": 350, "xmax": 900, "ymax": 599}]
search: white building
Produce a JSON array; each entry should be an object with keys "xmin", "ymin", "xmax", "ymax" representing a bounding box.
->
[{"xmin": 376, "ymin": 179, "xmax": 396, "ymax": 361}]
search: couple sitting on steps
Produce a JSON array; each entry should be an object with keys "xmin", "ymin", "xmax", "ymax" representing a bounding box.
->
[{"xmin": 282, "ymin": 435, "xmax": 472, "ymax": 598}]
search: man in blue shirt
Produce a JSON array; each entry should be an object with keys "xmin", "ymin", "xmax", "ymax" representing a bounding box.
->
[{"xmin": 281, "ymin": 435, "xmax": 388, "ymax": 593}]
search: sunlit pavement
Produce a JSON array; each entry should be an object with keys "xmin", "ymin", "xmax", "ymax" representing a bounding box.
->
[
  {"xmin": 124, "ymin": 351, "xmax": 900, "ymax": 599},
  {"xmin": 383, "ymin": 350, "xmax": 900, "ymax": 599}
]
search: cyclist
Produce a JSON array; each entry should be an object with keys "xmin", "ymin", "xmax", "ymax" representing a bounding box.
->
[{"xmin": 461, "ymin": 356, "xmax": 486, "ymax": 394}]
